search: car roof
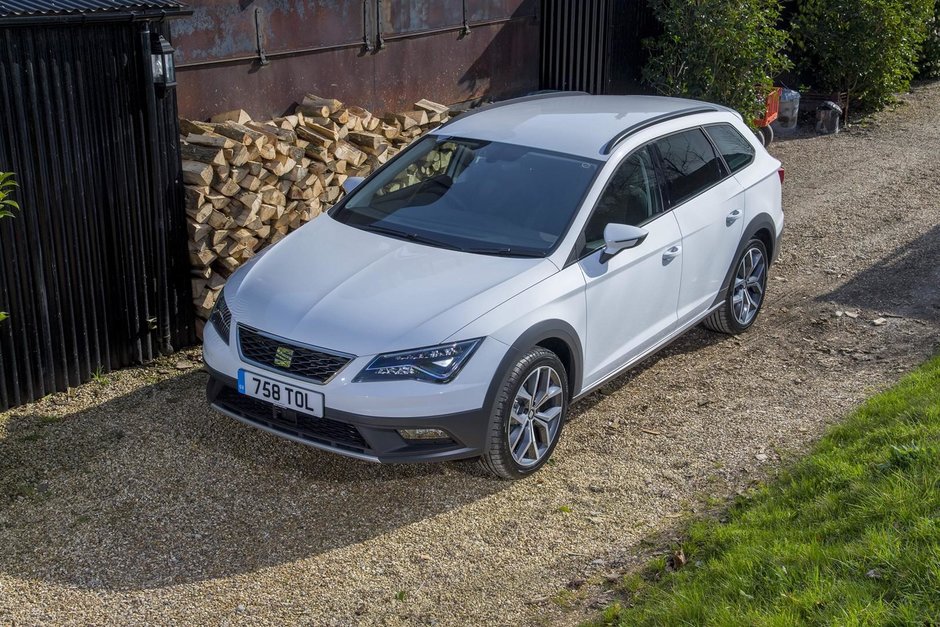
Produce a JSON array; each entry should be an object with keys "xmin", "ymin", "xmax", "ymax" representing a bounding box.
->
[{"xmin": 433, "ymin": 94, "xmax": 733, "ymax": 160}]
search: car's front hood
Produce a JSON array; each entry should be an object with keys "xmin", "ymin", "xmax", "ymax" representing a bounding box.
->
[{"xmin": 227, "ymin": 215, "xmax": 557, "ymax": 356}]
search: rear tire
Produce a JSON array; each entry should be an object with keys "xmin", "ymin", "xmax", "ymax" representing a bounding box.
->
[
  {"xmin": 479, "ymin": 347, "xmax": 569, "ymax": 480},
  {"xmin": 703, "ymin": 238, "xmax": 769, "ymax": 335}
]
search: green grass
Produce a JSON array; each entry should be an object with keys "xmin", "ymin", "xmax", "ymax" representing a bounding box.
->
[
  {"xmin": 591, "ymin": 355, "xmax": 940, "ymax": 626},
  {"xmin": 92, "ymin": 365, "xmax": 110, "ymax": 385}
]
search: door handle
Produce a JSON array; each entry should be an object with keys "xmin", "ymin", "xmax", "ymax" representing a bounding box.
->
[
  {"xmin": 726, "ymin": 209, "xmax": 743, "ymax": 226},
  {"xmin": 662, "ymin": 246, "xmax": 682, "ymax": 264}
]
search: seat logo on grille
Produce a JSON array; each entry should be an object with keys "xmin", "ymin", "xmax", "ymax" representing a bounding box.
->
[{"xmin": 273, "ymin": 346, "xmax": 294, "ymax": 368}]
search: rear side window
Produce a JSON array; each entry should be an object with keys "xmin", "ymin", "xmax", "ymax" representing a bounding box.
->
[
  {"xmin": 653, "ymin": 129, "xmax": 725, "ymax": 206},
  {"xmin": 705, "ymin": 123, "xmax": 756, "ymax": 174}
]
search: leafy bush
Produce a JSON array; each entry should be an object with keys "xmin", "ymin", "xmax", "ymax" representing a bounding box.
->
[
  {"xmin": 919, "ymin": 0, "xmax": 940, "ymax": 78},
  {"xmin": 0, "ymin": 171, "xmax": 18, "ymax": 323},
  {"xmin": 0, "ymin": 172, "xmax": 17, "ymax": 219},
  {"xmin": 793, "ymin": 0, "xmax": 935, "ymax": 112},
  {"xmin": 643, "ymin": 0, "xmax": 791, "ymax": 125}
]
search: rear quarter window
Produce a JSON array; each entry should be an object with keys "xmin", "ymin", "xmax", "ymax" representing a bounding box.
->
[{"xmin": 705, "ymin": 123, "xmax": 756, "ymax": 174}]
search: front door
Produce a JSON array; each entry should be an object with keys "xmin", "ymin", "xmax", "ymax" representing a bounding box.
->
[{"xmin": 578, "ymin": 146, "xmax": 683, "ymax": 390}]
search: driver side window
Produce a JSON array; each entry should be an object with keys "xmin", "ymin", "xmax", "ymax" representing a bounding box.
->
[{"xmin": 580, "ymin": 146, "xmax": 662, "ymax": 256}]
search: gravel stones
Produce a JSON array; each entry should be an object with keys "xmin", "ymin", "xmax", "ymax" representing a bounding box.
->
[{"xmin": 2, "ymin": 83, "xmax": 940, "ymax": 626}]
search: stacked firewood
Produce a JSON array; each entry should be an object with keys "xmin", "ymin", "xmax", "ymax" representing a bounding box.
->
[{"xmin": 182, "ymin": 95, "xmax": 451, "ymax": 323}]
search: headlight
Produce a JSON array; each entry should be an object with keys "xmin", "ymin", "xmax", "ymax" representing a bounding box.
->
[
  {"xmin": 209, "ymin": 291, "xmax": 232, "ymax": 344},
  {"xmin": 354, "ymin": 339, "xmax": 483, "ymax": 383}
]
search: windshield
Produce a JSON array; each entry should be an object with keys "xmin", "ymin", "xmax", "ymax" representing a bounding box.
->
[{"xmin": 330, "ymin": 136, "xmax": 601, "ymax": 257}]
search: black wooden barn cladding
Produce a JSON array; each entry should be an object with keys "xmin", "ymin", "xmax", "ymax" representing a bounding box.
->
[
  {"xmin": 0, "ymin": 0, "xmax": 195, "ymax": 410},
  {"xmin": 539, "ymin": 0, "xmax": 659, "ymax": 94}
]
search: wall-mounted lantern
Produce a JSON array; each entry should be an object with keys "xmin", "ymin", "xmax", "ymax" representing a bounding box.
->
[{"xmin": 150, "ymin": 33, "xmax": 176, "ymax": 87}]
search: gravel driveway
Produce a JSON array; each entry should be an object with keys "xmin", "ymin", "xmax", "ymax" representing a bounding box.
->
[{"xmin": 2, "ymin": 82, "xmax": 939, "ymax": 626}]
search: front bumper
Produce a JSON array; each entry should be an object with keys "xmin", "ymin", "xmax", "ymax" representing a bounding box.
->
[{"xmin": 206, "ymin": 369, "xmax": 490, "ymax": 463}]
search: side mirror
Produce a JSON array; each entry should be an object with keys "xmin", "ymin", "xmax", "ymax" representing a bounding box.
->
[
  {"xmin": 342, "ymin": 176, "xmax": 366, "ymax": 193},
  {"xmin": 600, "ymin": 223, "xmax": 648, "ymax": 263}
]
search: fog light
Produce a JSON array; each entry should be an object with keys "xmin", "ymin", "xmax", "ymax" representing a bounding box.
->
[{"xmin": 399, "ymin": 428, "xmax": 450, "ymax": 441}]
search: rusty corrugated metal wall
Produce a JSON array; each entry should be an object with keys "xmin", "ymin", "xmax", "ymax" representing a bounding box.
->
[{"xmin": 172, "ymin": 0, "xmax": 540, "ymax": 120}]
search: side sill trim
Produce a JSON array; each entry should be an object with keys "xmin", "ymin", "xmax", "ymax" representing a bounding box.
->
[{"xmin": 572, "ymin": 302, "xmax": 723, "ymax": 402}]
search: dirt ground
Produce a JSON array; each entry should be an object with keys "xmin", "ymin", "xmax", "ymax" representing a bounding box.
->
[{"xmin": 1, "ymin": 82, "xmax": 939, "ymax": 626}]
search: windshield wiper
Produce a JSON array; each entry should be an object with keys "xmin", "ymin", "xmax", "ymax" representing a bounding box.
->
[
  {"xmin": 358, "ymin": 223, "xmax": 464, "ymax": 251},
  {"xmin": 462, "ymin": 247, "xmax": 544, "ymax": 258}
]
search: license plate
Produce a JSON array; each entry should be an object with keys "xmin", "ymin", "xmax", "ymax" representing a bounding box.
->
[{"xmin": 237, "ymin": 369, "xmax": 324, "ymax": 417}]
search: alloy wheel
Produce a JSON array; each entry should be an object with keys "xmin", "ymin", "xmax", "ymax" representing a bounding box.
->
[
  {"xmin": 508, "ymin": 365, "xmax": 564, "ymax": 467},
  {"xmin": 732, "ymin": 247, "xmax": 766, "ymax": 326}
]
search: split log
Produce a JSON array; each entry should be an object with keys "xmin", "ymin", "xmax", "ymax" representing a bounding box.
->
[
  {"xmin": 185, "ymin": 132, "xmax": 235, "ymax": 150},
  {"xmin": 182, "ymin": 160, "xmax": 213, "ymax": 186},
  {"xmin": 301, "ymin": 94, "xmax": 343, "ymax": 115},
  {"xmin": 210, "ymin": 109, "xmax": 252, "ymax": 125},
  {"xmin": 187, "ymin": 220, "xmax": 213, "ymax": 243},
  {"xmin": 186, "ymin": 202, "xmax": 214, "ymax": 224},
  {"xmin": 180, "ymin": 119, "xmax": 214, "ymax": 136},
  {"xmin": 211, "ymin": 177, "xmax": 241, "ymax": 197},
  {"xmin": 333, "ymin": 141, "xmax": 366, "ymax": 167},
  {"xmin": 414, "ymin": 99, "xmax": 450, "ymax": 122},
  {"xmin": 181, "ymin": 143, "xmax": 226, "ymax": 167}
]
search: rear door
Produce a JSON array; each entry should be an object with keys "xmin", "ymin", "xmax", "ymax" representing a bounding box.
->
[{"xmin": 653, "ymin": 128, "xmax": 745, "ymax": 327}]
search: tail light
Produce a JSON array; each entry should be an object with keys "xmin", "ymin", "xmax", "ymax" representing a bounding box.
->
[{"xmin": 778, "ymin": 167, "xmax": 785, "ymax": 184}]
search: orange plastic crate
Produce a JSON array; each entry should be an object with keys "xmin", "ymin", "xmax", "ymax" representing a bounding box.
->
[{"xmin": 754, "ymin": 87, "xmax": 782, "ymax": 127}]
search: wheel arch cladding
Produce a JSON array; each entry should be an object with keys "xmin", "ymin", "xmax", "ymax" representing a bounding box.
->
[
  {"xmin": 484, "ymin": 320, "xmax": 584, "ymax": 418},
  {"xmin": 752, "ymin": 226, "xmax": 775, "ymax": 263},
  {"xmin": 536, "ymin": 337, "xmax": 577, "ymax": 394}
]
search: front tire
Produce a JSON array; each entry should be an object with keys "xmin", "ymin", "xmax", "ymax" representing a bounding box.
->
[
  {"xmin": 703, "ymin": 238, "xmax": 769, "ymax": 335},
  {"xmin": 480, "ymin": 347, "xmax": 569, "ymax": 480}
]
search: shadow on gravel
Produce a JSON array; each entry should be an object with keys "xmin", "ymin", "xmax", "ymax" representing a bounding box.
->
[
  {"xmin": 817, "ymin": 224, "xmax": 940, "ymax": 322},
  {"xmin": 0, "ymin": 325, "xmax": 732, "ymax": 593},
  {"xmin": 0, "ymin": 372, "xmax": 508, "ymax": 591},
  {"xmin": 569, "ymin": 326, "xmax": 731, "ymax": 418},
  {"xmin": 0, "ymin": 312, "xmax": 726, "ymax": 590}
]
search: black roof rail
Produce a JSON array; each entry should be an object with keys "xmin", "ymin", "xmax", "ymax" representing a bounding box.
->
[
  {"xmin": 439, "ymin": 90, "xmax": 590, "ymax": 129},
  {"xmin": 601, "ymin": 105, "xmax": 720, "ymax": 155},
  {"xmin": 524, "ymin": 89, "xmax": 590, "ymax": 96}
]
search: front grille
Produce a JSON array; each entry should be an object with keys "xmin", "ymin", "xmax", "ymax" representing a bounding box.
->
[
  {"xmin": 215, "ymin": 387, "xmax": 368, "ymax": 452},
  {"xmin": 238, "ymin": 325, "xmax": 353, "ymax": 384}
]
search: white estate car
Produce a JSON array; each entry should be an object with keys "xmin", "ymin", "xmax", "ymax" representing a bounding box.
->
[{"xmin": 204, "ymin": 93, "xmax": 784, "ymax": 479}]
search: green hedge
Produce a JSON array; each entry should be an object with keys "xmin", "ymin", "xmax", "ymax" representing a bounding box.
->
[
  {"xmin": 642, "ymin": 0, "xmax": 791, "ymax": 124},
  {"xmin": 920, "ymin": 0, "xmax": 940, "ymax": 78},
  {"xmin": 793, "ymin": 0, "xmax": 935, "ymax": 112}
]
